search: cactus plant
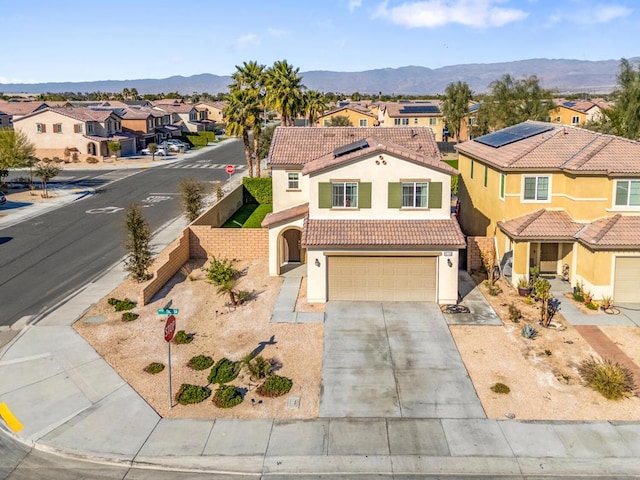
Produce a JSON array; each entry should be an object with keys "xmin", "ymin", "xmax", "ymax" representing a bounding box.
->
[{"xmin": 521, "ymin": 324, "xmax": 538, "ymax": 339}]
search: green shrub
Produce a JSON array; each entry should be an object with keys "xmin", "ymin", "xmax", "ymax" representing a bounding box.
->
[
  {"xmin": 257, "ymin": 375, "xmax": 292, "ymax": 397},
  {"xmin": 174, "ymin": 330, "xmax": 193, "ymax": 344},
  {"xmin": 107, "ymin": 297, "xmax": 120, "ymax": 306},
  {"xmin": 572, "ymin": 292, "xmax": 584, "ymax": 302},
  {"xmin": 487, "ymin": 284, "xmax": 502, "ymax": 296},
  {"xmin": 176, "ymin": 384, "xmax": 211, "ymax": 405},
  {"xmin": 121, "ymin": 312, "xmax": 139, "ymax": 322},
  {"xmin": 490, "ymin": 382, "xmax": 510, "ymax": 394},
  {"xmin": 188, "ymin": 355, "xmax": 214, "ymax": 370},
  {"xmin": 206, "ymin": 256, "xmax": 238, "ymax": 285},
  {"xmin": 578, "ymin": 357, "xmax": 636, "ymax": 400},
  {"xmin": 86, "ymin": 156, "xmax": 99, "ymax": 164},
  {"xmin": 144, "ymin": 362, "xmax": 165, "ymax": 374},
  {"xmin": 243, "ymin": 355, "xmax": 273, "ymax": 380},
  {"xmin": 586, "ymin": 301, "xmax": 599, "ymax": 310},
  {"xmin": 450, "ymin": 174, "xmax": 459, "ymax": 195},
  {"xmin": 243, "ymin": 204, "xmax": 273, "ymax": 228},
  {"xmin": 207, "ymin": 357, "xmax": 239, "ymax": 384},
  {"xmin": 185, "ymin": 133, "xmax": 208, "ymax": 148},
  {"xmin": 508, "ymin": 303, "xmax": 522, "ymax": 323},
  {"xmin": 212, "ymin": 385, "xmax": 243, "ymax": 408},
  {"xmin": 242, "ymin": 177, "xmax": 272, "ymax": 204},
  {"xmin": 114, "ymin": 298, "xmax": 136, "ymax": 311}
]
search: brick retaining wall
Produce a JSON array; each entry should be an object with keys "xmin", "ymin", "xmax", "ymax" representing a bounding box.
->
[
  {"xmin": 467, "ymin": 236, "xmax": 495, "ymax": 273},
  {"xmin": 188, "ymin": 227, "xmax": 268, "ymax": 260}
]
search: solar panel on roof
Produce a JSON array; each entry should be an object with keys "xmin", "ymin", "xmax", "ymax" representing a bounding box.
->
[
  {"xmin": 398, "ymin": 105, "xmax": 440, "ymax": 114},
  {"xmin": 563, "ymin": 101, "xmax": 576, "ymax": 107},
  {"xmin": 475, "ymin": 123, "xmax": 554, "ymax": 148},
  {"xmin": 333, "ymin": 139, "xmax": 369, "ymax": 157}
]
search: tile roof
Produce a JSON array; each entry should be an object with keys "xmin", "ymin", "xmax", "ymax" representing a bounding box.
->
[
  {"xmin": 51, "ymin": 107, "xmax": 117, "ymax": 122},
  {"xmin": 153, "ymin": 104, "xmax": 194, "ymax": 114},
  {"xmin": 319, "ymin": 105, "xmax": 377, "ymax": 119},
  {"xmin": 498, "ymin": 210, "xmax": 584, "ymax": 240},
  {"xmin": 0, "ymin": 100, "xmax": 48, "ymax": 115},
  {"xmin": 456, "ymin": 121, "xmax": 640, "ymax": 175},
  {"xmin": 120, "ymin": 107, "xmax": 164, "ymax": 120},
  {"xmin": 384, "ymin": 101, "xmax": 442, "ymax": 117},
  {"xmin": 577, "ymin": 214, "xmax": 640, "ymax": 248},
  {"xmin": 269, "ymin": 127, "xmax": 440, "ymax": 166},
  {"xmin": 196, "ymin": 101, "xmax": 227, "ymax": 110},
  {"xmin": 261, "ymin": 203, "xmax": 309, "ymax": 227},
  {"xmin": 554, "ymin": 100, "xmax": 599, "ymax": 113},
  {"xmin": 302, "ymin": 217, "xmax": 466, "ymax": 248},
  {"xmin": 302, "ymin": 136, "xmax": 456, "ymax": 176}
]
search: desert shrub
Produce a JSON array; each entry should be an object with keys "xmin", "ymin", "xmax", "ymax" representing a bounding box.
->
[
  {"xmin": 586, "ymin": 301, "xmax": 599, "ymax": 310},
  {"xmin": 521, "ymin": 324, "xmax": 538, "ymax": 339},
  {"xmin": 188, "ymin": 355, "xmax": 214, "ymax": 371},
  {"xmin": 206, "ymin": 256, "xmax": 238, "ymax": 286},
  {"xmin": 544, "ymin": 349, "xmax": 552, "ymax": 356},
  {"xmin": 174, "ymin": 330, "xmax": 193, "ymax": 344},
  {"xmin": 207, "ymin": 357, "xmax": 239, "ymax": 384},
  {"xmin": 121, "ymin": 312, "xmax": 139, "ymax": 322},
  {"xmin": 508, "ymin": 303, "xmax": 522, "ymax": 322},
  {"xmin": 176, "ymin": 384, "xmax": 211, "ymax": 405},
  {"xmin": 86, "ymin": 156, "xmax": 99, "ymax": 164},
  {"xmin": 578, "ymin": 357, "xmax": 636, "ymax": 400},
  {"xmin": 144, "ymin": 362, "xmax": 165, "ymax": 374},
  {"xmin": 242, "ymin": 177, "xmax": 272, "ymax": 204},
  {"xmin": 114, "ymin": 298, "xmax": 136, "ymax": 311},
  {"xmin": 490, "ymin": 382, "xmax": 510, "ymax": 394},
  {"xmin": 212, "ymin": 385, "xmax": 243, "ymax": 408},
  {"xmin": 572, "ymin": 292, "xmax": 584, "ymax": 302},
  {"xmin": 107, "ymin": 297, "xmax": 120, "ymax": 306},
  {"xmin": 257, "ymin": 375, "xmax": 292, "ymax": 397},
  {"xmin": 243, "ymin": 355, "xmax": 273, "ymax": 380},
  {"xmin": 487, "ymin": 284, "xmax": 502, "ymax": 296}
]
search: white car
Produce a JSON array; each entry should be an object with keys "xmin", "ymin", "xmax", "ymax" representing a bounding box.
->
[
  {"xmin": 140, "ymin": 147, "xmax": 167, "ymax": 156},
  {"xmin": 165, "ymin": 140, "xmax": 189, "ymax": 151}
]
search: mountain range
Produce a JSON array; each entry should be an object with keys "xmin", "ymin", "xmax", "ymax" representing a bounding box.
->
[{"xmin": 1, "ymin": 58, "xmax": 635, "ymax": 96}]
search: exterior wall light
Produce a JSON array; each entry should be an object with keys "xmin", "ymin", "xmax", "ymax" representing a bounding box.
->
[
  {"xmin": 447, "ymin": 258, "xmax": 453, "ymax": 268},
  {"xmin": 315, "ymin": 258, "xmax": 321, "ymax": 267}
]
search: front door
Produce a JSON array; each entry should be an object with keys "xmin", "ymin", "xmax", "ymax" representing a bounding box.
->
[
  {"xmin": 540, "ymin": 243, "xmax": 558, "ymax": 274},
  {"xmin": 283, "ymin": 229, "xmax": 301, "ymax": 263}
]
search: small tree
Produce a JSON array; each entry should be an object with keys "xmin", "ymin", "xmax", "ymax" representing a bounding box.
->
[
  {"xmin": 327, "ymin": 115, "xmax": 353, "ymax": 127},
  {"xmin": 108, "ymin": 141, "xmax": 121, "ymax": 159},
  {"xmin": 34, "ymin": 162, "xmax": 60, "ymax": 198},
  {"xmin": 178, "ymin": 177, "xmax": 206, "ymax": 222},
  {"xmin": 0, "ymin": 127, "xmax": 35, "ymax": 176},
  {"xmin": 534, "ymin": 277, "xmax": 553, "ymax": 327},
  {"xmin": 147, "ymin": 142, "xmax": 158, "ymax": 161},
  {"xmin": 63, "ymin": 147, "xmax": 71, "ymax": 163},
  {"xmin": 123, "ymin": 204, "xmax": 154, "ymax": 282}
]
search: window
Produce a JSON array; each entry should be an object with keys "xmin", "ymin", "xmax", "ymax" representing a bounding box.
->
[
  {"xmin": 429, "ymin": 118, "xmax": 437, "ymax": 126},
  {"xmin": 73, "ymin": 123, "xmax": 83, "ymax": 133},
  {"xmin": 615, "ymin": 180, "xmax": 640, "ymax": 206},
  {"xmin": 414, "ymin": 118, "xmax": 418, "ymax": 124},
  {"xmin": 359, "ymin": 119, "xmax": 368, "ymax": 127},
  {"xmin": 523, "ymin": 176, "xmax": 549, "ymax": 201},
  {"xmin": 402, "ymin": 182, "xmax": 428, "ymax": 207},
  {"xmin": 87, "ymin": 123, "xmax": 94, "ymax": 134},
  {"xmin": 470, "ymin": 159, "xmax": 474, "ymax": 179},
  {"xmin": 36, "ymin": 123, "xmax": 45, "ymax": 133},
  {"xmin": 571, "ymin": 116, "xmax": 580, "ymax": 125},
  {"xmin": 324, "ymin": 119, "xmax": 331, "ymax": 126},
  {"xmin": 402, "ymin": 118, "xmax": 409, "ymax": 125},
  {"xmin": 189, "ymin": 112, "xmax": 197, "ymax": 121},
  {"xmin": 483, "ymin": 166, "xmax": 488, "ymax": 187},
  {"xmin": 53, "ymin": 123, "xmax": 62, "ymax": 133},
  {"xmin": 287, "ymin": 172, "xmax": 299, "ymax": 190},
  {"xmin": 395, "ymin": 118, "xmax": 408, "ymax": 125},
  {"xmin": 499, "ymin": 173, "xmax": 506, "ymax": 199},
  {"xmin": 555, "ymin": 116, "xmax": 561, "ymax": 122},
  {"xmin": 332, "ymin": 182, "xmax": 358, "ymax": 208},
  {"xmin": 394, "ymin": 118, "xmax": 401, "ymax": 126}
]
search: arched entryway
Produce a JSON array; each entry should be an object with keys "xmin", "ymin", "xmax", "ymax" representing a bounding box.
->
[
  {"xmin": 279, "ymin": 228, "xmax": 304, "ymax": 273},
  {"xmin": 87, "ymin": 142, "xmax": 97, "ymax": 156}
]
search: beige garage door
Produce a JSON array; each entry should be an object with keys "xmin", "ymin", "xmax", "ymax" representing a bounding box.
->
[
  {"xmin": 328, "ymin": 256, "xmax": 437, "ymax": 302},
  {"xmin": 614, "ymin": 257, "xmax": 640, "ymax": 303}
]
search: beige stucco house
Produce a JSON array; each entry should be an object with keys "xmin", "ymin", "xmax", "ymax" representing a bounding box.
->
[
  {"xmin": 380, "ymin": 101, "xmax": 447, "ymax": 141},
  {"xmin": 194, "ymin": 101, "xmax": 227, "ymax": 124},
  {"xmin": 262, "ymin": 127, "xmax": 465, "ymax": 304}
]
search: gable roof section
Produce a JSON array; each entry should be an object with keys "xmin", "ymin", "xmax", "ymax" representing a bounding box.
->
[
  {"xmin": 456, "ymin": 121, "xmax": 640, "ymax": 175},
  {"xmin": 14, "ymin": 106, "xmax": 119, "ymax": 123},
  {"xmin": 302, "ymin": 136, "xmax": 456, "ymax": 176},
  {"xmin": 577, "ymin": 215, "xmax": 640, "ymax": 249},
  {"xmin": 302, "ymin": 216, "xmax": 465, "ymax": 248},
  {"xmin": 0, "ymin": 100, "xmax": 49, "ymax": 116},
  {"xmin": 498, "ymin": 210, "xmax": 584, "ymax": 240},
  {"xmin": 269, "ymin": 127, "xmax": 440, "ymax": 166},
  {"xmin": 262, "ymin": 203, "xmax": 309, "ymax": 228},
  {"xmin": 318, "ymin": 105, "xmax": 377, "ymax": 120}
]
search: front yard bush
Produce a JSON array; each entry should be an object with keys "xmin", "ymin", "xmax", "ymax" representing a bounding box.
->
[
  {"xmin": 207, "ymin": 357, "xmax": 239, "ymax": 384},
  {"xmin": 185, "ymin": 133, "xmax": 208, "ymax": 148},
  {"xmin": 243, "ymin": 177, "xmax": 272, "ymax": 204},
  {"xmin": 257, "ymin": 375, "xmax": 292, "ymax": 397},
  {"xmin": 188, "ymin": 355, "xmax": 214, "ymax": 370},
  {"xmin": 212, "ymin": 385, "xmax": 243, "ymax": 408},
  {"xmin": 490, "ymin": 382, "xmax": 511, "ymax": 394},
  {"xmin": 174, "ymin": 330, "xmax": 193, "ymax": 344},
  {"xmin": 121, "ymin": 312, "xmax": 139, "ymax": 322},
  {"xmin": 206, "ymin": 256, "xmax": 239, "ymax": 285},
  {"xmin": 144, "ymin": 362, "xmax": 165, "ymax": 374},
  {"xmin": 176, "ymin": 384, "xmax": 211, "ymax": 405},
  {"xmin": 113, "ymin": 298, "xmax": 136, "ymax": 312},
  {"xmin": 243, "ymin": 204, "xmax": 273, "ymax": 228},
  {"xmin": 242, "ymin": 355, "xmax": 273, "ymax": 380},
  {"xmin": 578, "ymin": 357, "xmax": 636, "ymax": 400}
]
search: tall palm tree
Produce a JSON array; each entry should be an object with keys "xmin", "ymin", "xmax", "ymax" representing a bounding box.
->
[
  {"xmin": 224, "ymin": 88, "xmax": 259, "ymax": 177},
  {"xmin": 303, "ymin": 90, "xmax": 327, "ymax": 127},
  {"xmin": 264, "ymin": 60, "xmax": 305, "ymax": 127}
]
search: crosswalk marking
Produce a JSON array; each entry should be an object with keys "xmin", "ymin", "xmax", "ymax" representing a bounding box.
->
[{"xmin": 161, "ymin": 163, "xmax": 246, "ymax": 170}]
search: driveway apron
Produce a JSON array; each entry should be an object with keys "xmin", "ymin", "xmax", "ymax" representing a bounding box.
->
[{"xmin": 320, "ymin": 301, "xmax": 486, "ymax": 419}]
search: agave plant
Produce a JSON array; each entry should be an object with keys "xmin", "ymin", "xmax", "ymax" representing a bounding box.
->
[{"xmin": 521, "ymin": 324, "xmax": 538, "ymax": 340}]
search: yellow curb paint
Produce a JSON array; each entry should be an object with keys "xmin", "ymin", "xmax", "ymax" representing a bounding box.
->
[{"xmin": 0, "ymin": 402, "xmax": 24, "ymax": 432}]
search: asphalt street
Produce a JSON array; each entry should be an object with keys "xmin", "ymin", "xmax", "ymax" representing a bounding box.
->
[{"xmin": 0, "ymin": 140, "xmax": 245, "ymax": 327}]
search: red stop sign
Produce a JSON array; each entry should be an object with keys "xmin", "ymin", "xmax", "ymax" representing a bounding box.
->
[
  {"xmin": 164, "ymin": 314, "xmax": 176, "ymax": 342},
  {"xmin": 225, "ymin": 164, "xmax": 235, "ymax": 174}
]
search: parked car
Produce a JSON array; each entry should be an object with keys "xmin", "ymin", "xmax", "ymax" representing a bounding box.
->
[
  {"xmin": 0, "ymin": 191, "xmax": 6, "ymax": 206},
  {"xmin": 140, "ymin": 147, "xmax": 167, "ymax": 156},
  {"xmin": 165, "ymin": 140, "xmax": 189, "ymax": 151}
]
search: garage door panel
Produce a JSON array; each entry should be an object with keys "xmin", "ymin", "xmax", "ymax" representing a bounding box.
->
[
  {"xmin": 328, "ymin": 256, "xmax": 436, "ymax": 302},
  {"xmin": 614, "ymin": 257, "xmax": 640, "ymax": 303}
]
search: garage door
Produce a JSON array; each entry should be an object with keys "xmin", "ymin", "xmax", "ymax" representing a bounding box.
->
[
  {"xmin": 614, "ymin": 257, "xmax": 640, "ymax": 303},
  {"xmin": 328, "ymin": 256, "xmax": 437, "ymax": 302}
]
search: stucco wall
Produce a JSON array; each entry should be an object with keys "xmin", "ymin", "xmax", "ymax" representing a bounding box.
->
[
  {"xmin": 271, "ymin": 167, "xmax": 309, "ymax": 212},
  {"xmin": 192, "ymin": 185, "xmax": 243, "ymax": 228}
]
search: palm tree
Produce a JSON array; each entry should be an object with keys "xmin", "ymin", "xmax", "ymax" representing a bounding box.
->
[
  {"xmin": 303, "ymin": 90, "xmax": 327, "ymax": 127},
  {"xmin": 225, "ymin": 88, "xmax": 259, "ymax": 177},
  {"xmin": 265, "ymin": 60, "xmax": 305, "ymax": 127}
]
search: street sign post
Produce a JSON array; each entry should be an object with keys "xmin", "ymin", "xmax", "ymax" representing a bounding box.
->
[
  {"xmin": 226, "ymin": 164, "xmax": 235, "ymax": 178},
  {"xmin": 162, "ymin": 299, "xmax": 173, "ymax": 311},
  {"xmin": 164, "ymin": 314, "xmax": 177, "ymax": 408},
  {"xmin": 157, "ymin": 308, "xmax": 179, "ymax": 315}
]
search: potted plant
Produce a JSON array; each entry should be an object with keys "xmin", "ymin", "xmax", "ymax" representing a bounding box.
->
[
  {"xmin": 517, "ymin": 276, "xmax": 531, "ymax": 297},
  {"xmin": 600, "ymin": 295, "xmax": 612, "ymax": 311}
]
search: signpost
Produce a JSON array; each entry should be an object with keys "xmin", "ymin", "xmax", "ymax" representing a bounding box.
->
[
  {"xmin": 225, "ymin": 164, "xmax": 235, "ymax": 179},
  {"xmin": 159, "ymin": 301, "xmax": 178, "ymax": 408}
]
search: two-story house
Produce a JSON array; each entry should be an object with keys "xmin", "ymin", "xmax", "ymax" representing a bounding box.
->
[
  {"xmin": 262, "ymin": 127, "xmax": 464, "ymax": 304},
  {"xmin": 316, "ymin": 105, "xmax": 379, "ymax": 127},
  {"xmin": 549, "ymin": 100, "xmax": 603, "ymax": 127},
  {"xmin": 120, "ymin": 107, "xmax": 167, "ymax": 149},
  {"xmin": 456, "ymin": 120, "xmax": 640, "ymax": 303},
  {"xmin": 153, "ymin": 104, "xmax": 210, "ymax": 133},
  {"xmin": 0, "ymin": 100, "xmax": 50, "ymax": 127},
  {"xmin": 380, "ymin": 101, "xmax": 447, "ymax": 141},
  {"xmin": 194, "ymin": 101, "xmax": 227, "ymax": 125},
  {"xmin": 14, "ymin": 107, "xmax": 136, "ymax": 159}
]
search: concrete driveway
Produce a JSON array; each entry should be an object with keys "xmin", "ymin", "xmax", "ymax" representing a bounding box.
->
[{"xmin": 320, "ymin": 302, "xmax": 486, "ymax": 419}]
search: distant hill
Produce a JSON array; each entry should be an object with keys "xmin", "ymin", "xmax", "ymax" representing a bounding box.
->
[{"xmin": 1, "ymin": 58, "xmax": 635, "ymax": 96}]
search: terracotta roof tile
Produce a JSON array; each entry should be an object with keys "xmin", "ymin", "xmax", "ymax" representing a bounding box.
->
[
  {"xmin": 302, "ymin": 217, "xmax": 465, "ymax": 248},
  {"xmin": 577, "ymin": 215, "xmax": 640, "ymax": 248},
  {"xmin": 0, "ymin": 100, "xmax": 48, "ymax": 116},
  {"xmin": 262, "ymin": 203, "xmax": 309, "ymax": 227},
  {"xmin": 456, "ymin": 121, "xmax": 640, "ymax": 175},
  {"xmin": 498, "ymin": 210, "xmax": 584, "ymax": 240},
  {"xmin": 384, "ymin": 101, "xmax": 442, "ymax": 117},
  {"xmin": 269, "ymin": 127, "xmax": 440, "ymax": 166},
  {"xmin": 320, "ymin": 105, "xmax": 377, "ymax": 119}
]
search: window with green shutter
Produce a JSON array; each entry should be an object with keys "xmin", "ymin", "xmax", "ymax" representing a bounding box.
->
[
  {"xmin": 483, "ymin": 165, "xmax": 488, "ymax": 187},
  {"xmin": 470, "ymin": 159, "xmax": 474, "ymax": 179},
  {"xmin": 499, "ymin": 173, "xmax": 505, "ymax": 199}
]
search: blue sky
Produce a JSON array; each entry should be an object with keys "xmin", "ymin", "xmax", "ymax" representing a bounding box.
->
[{"xmin": 1, "ymin": 0, "xmax": 638, "ymax": 84}]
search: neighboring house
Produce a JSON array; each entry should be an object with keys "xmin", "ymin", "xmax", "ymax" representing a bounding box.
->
[
  {"xmin": 0, "ymin": 109, "xmax": 9, "ymax": 128},
  {"xmin": 194, "ymin": 101, "xmax": 227, "ymax": 124},
  {"xmin": 380, "ymin": 101, "xmax": 447, "ymax": 141},
  {"xmin": 120, "ymin": 107, "xmax": 168, "ymax": 149},
  {"xmin": 262, "ymin": 127, "xmax": 464, "ymax": 304},
  {"xmin": 14, "ymin": 107, "xmax": 136, "ymax": 158},
  {"xmin": 0, "ymin": 100, "xmax": 50, "ymax": 126},
  {"xmin": 549, "ymin": 100, "xmax": 603, "ymax": 127},
  {"xmin": 153, "ymin": 104, "xmax": 210, "ymax": 133},
  {"xmin": 456, "ymin": 120, "xmax": 640, "ymax": 303},
  {"xmin": 457, "ymin": 102, "xmax": 481, "ymax": 142},
  {"xmin": 317, "ymin": 105, "xmax": 379, "ymax": 127}
]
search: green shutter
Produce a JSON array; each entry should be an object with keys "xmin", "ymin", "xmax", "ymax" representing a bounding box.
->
[
  {"xmin": 358, "ymin": 182, "xmax": 371, "ymax": 208},
  {"xmin": 388, "ymin": 182, "xmax": 401, "ymax": 208},
  {"xmin": 319, "ymin": 182, "xmax": 332, "ymax": 208},
  {"xmin": 470, "ymin": 159, "xmax": 474, "ymax": 179},
  {"xmin": 428, "ymin": 182, "xmax": 442, "ymax": 209}
]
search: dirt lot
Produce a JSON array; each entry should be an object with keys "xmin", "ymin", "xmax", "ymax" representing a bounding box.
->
[{"xmin": 75, "ymin": 263, "xmax": 640, "ymax": 421}]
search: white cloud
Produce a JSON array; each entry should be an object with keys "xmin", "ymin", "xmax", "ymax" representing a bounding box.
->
[
  {"xmin": 547, "ymin": 3, "xmax": 632, "ymax": 25},
  {"xmin": 267, "ymin": 28, "xmax": 288, "ymax": 37},
  {"xmin": 234, "ymin": 33, "xmax": 260, "ymax": 50},
  {"xmin": 373, "ymin": 0, "xmax": 528, "ymax": 28},
  {"xmin": 0, "ymin": 76, "xmax": 30, "ymax": 84},
  {"xmin": 591, "ymin": 5, "xmax": 632, "ymax": 23},
  {"xmin": 349, "ymin": 0, "xmax": 363, "ymax": 12}
]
